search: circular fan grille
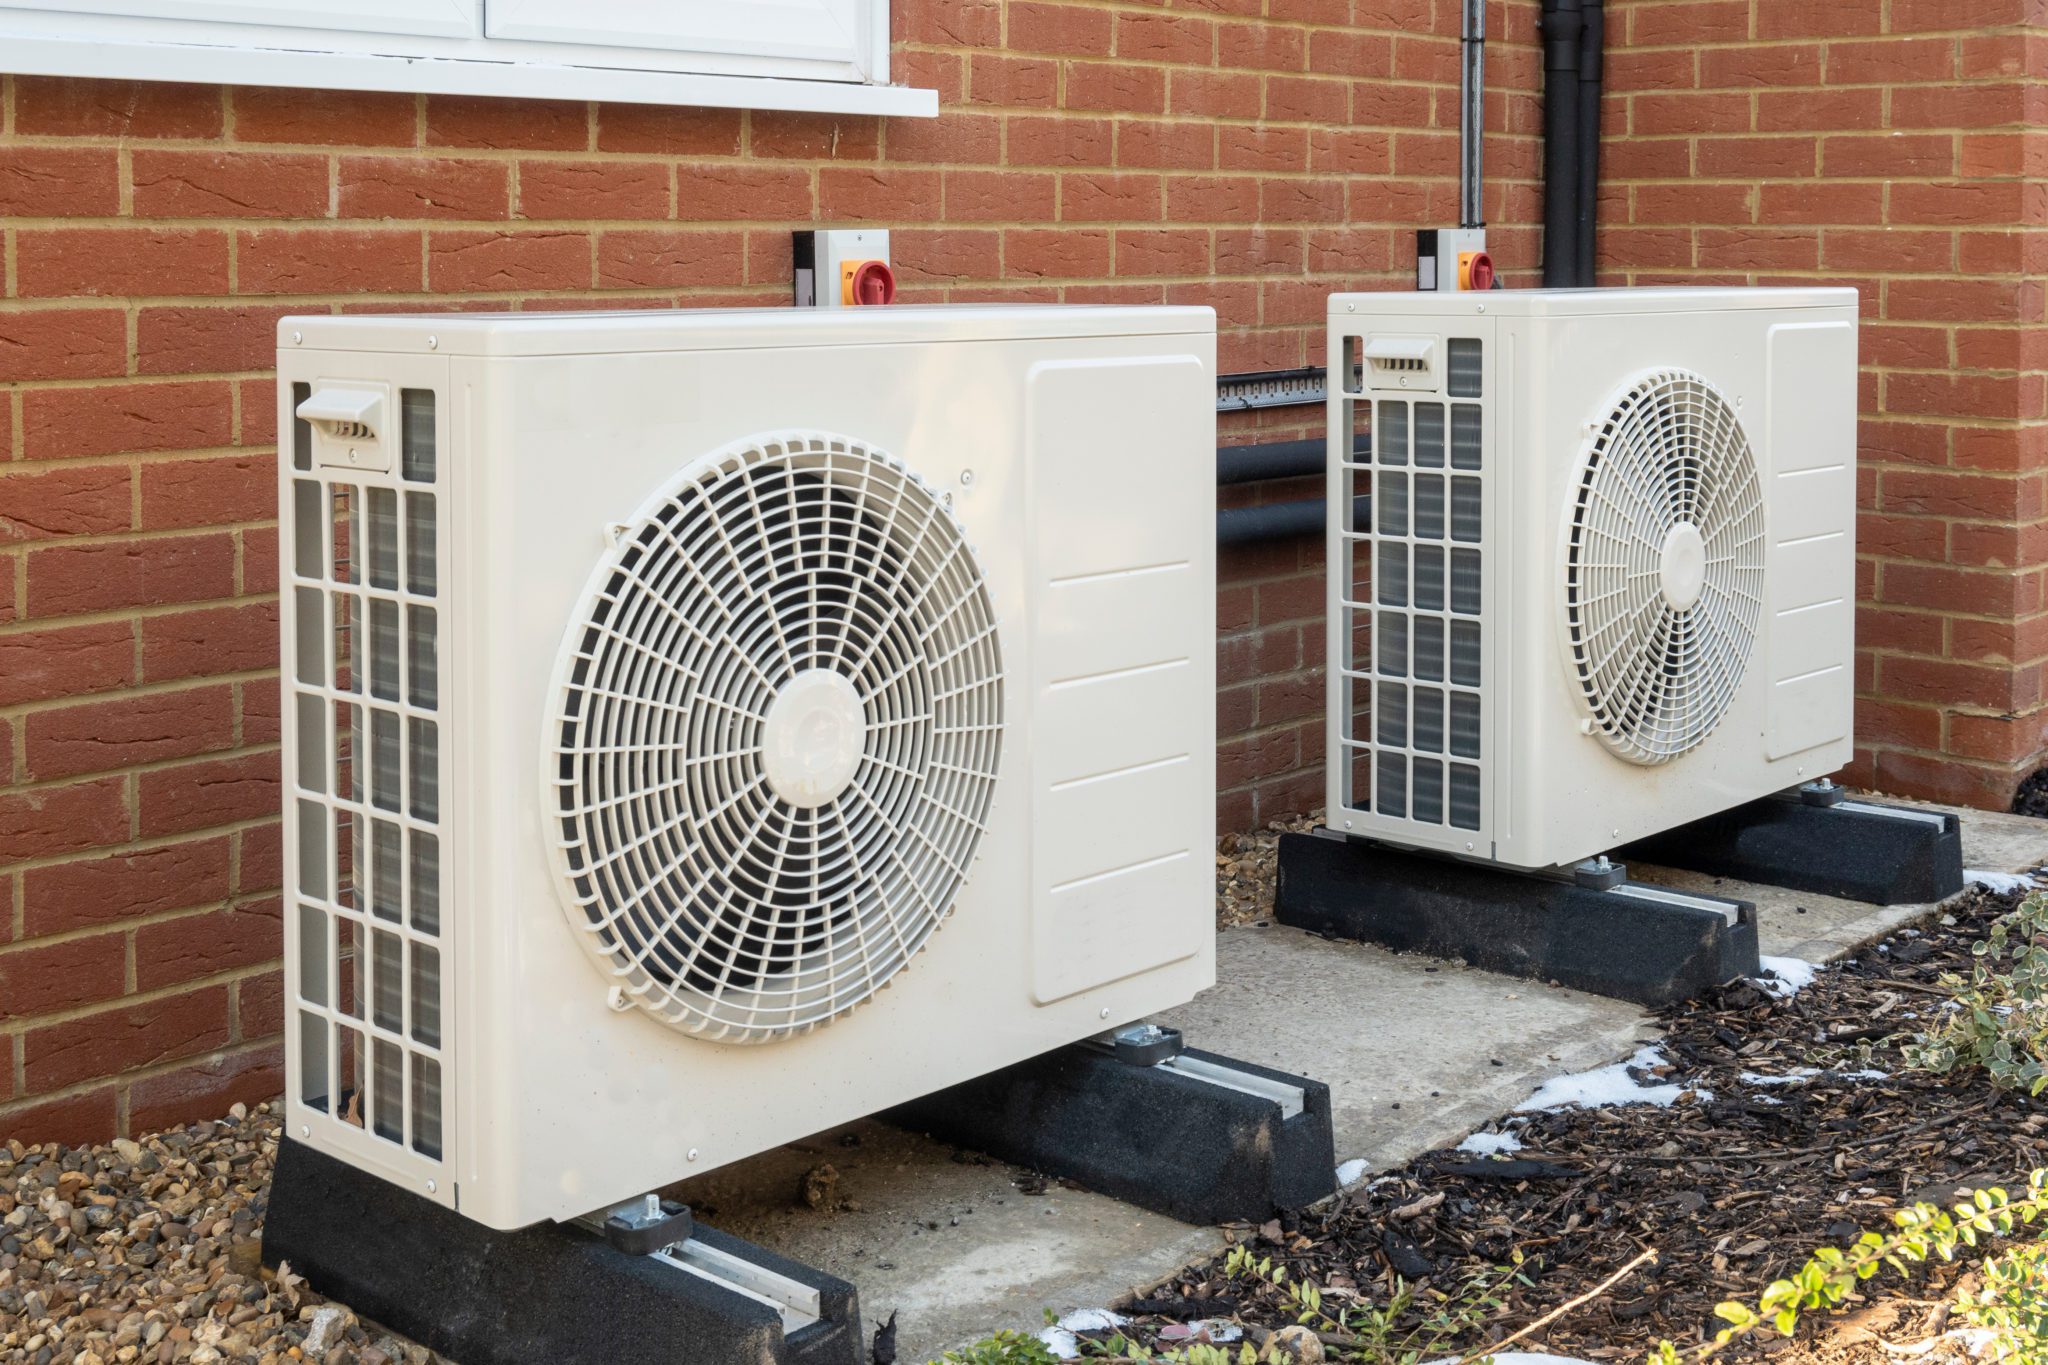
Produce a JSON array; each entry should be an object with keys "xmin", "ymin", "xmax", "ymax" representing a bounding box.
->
[
  {"xmin": 548, "ymin": 434, "xmax": 1004, "ymax": 1042},
  {"xmin": 1562, "ymin": 369, "xmax": 1766, "ymax": 765}
]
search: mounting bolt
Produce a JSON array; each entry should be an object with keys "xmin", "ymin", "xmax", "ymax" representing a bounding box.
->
[
  {"xmin": 607, "ymin": 985, "xmax": 631, "ymax": 1011},
  {"xmin": 1346, "ymin": 302, "xmax": 1356, "ymax": 312},
  {"xmin": 301, "ymin": 1125, "xmax": 310, "ymax": 1138},
  {"xmin": 291, "ymin": 331, "xmax": 303, "ymax": 345},
  {"xmin": 427, "ymin": 1179, "xmax": 437, "ymax": 1194},
  {"xmin": 427, "ymin": 335, "xmax": 439, "ymax": 351},
  {"xmin": 1099, "ymin": 1007, "xmax": 1111, "ymax": 1019},
  {"xmin": 960, "ymin": 469, "xmax": 975, "ymax": 487},
  {"xmin": 1342, "ymin": 818, "xmax": 1353, "ymax": 829},
  {"xmin": 1476, "ymin": 304, "xmax": 1486, "ymax": 314},
  {"xmin": 687, "ymin": 1148, "xmax": 700, "ymax": 1162}
]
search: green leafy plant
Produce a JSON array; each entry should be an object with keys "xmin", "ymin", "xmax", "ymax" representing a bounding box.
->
[
  {"xmin": 1901, "ymin": 891, "xmax": 2048, "ymax": 1094},
  {"xmin": 1219, "ymin": 1242, "xmax": 1522, "ymax": 1364},
  {"xmin": 1645, "ymin": 1171, "xmax": 2048, "ymax": 1363},
  {"xmin": 933, "ymin": 1329, "xmax": 1061, "ymax": 1365}
]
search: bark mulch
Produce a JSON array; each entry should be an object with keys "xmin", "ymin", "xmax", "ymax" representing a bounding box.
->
[{"xmin": 1107, "ymin": 882, "xmax": 2047, "ymax": 1363}]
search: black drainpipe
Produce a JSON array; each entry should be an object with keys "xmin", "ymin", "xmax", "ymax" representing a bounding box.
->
[
  {"xmin": 1574, "ymin": 0, "xmax": 1605, "ymax": 288},
  {"xmin": 1540, "ymin": 0, "xmax": 1583, "ymax": 287}
]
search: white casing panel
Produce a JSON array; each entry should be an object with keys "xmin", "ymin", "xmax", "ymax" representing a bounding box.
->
[
  {"xmin": 1325, "ymin": 288, "xmax": 1858, "ymax": 870},
  {"xmin": 277, "ymin": 306, "xmax": 1217, "ymax": 1228}
]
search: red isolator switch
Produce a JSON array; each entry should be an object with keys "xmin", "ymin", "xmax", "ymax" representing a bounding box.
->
[
  {"xmin": 1458, "ymin": 250, "xmax": 1495, "ymax": 292},
  {"xmin": 842, "ymin": 258, "xmax": 897, "ymax": 306}
]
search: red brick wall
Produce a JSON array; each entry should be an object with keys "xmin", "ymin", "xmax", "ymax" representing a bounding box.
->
[
  {"xmin": 1601, "ymin": 0, "xmax": 2048, "ymax": 808},
  {"xmin": 0, "ymin": 1, "xmax": 1544, "ymax": 1140}
]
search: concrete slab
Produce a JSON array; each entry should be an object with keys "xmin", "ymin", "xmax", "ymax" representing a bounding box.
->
[{"xmin": 666, "ymin": 801, "xmax": 2048, "ymax": 1363}]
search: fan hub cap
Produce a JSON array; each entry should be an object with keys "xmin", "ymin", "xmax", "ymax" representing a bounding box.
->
[
  {"xmin": 761, "ymin": 669, "xmax": 867, "ymax": 808},
  {"xmin": 1659, "ymin": 522, "xmax": 1707, "ymax": 611}
]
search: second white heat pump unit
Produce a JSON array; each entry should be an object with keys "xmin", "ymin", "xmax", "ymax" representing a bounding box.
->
[
  {"xmin": 1326, "ymin": 287, "xmax": 1858, "ymax": 870},
  {"xmin": 277, "ymin": 305, "xmax": 1218, "ymax": 1228}
]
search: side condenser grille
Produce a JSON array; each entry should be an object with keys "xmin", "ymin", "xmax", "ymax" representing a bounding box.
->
[
  {"xmin": 1332, "ymin": 332, "xmax": 1488, "ymax": 845},
  {"xmin": 282, "ymin": 377, "xmax": 450, "ymax": 1194}
]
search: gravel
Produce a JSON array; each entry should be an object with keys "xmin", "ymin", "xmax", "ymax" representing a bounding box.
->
[
  {"xmin": 1215, "ymin": 810, "xmax": 1321, "ymax": 928},
  {"xmin": 0, "ymin": 1102, "xmax": 436, "ymax": 1365}
]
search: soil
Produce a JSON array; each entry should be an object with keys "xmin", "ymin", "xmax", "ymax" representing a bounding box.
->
[
  {"xmin": 1104, "ymin": 882, "xmax": 2048, "ymax": 1364},
  {"xmin": 2012, "ymin": 770, "xmax": 2048, "ymax": 820}
]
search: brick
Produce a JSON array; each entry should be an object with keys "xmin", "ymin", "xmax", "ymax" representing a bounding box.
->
[
  {"xmin": 1067, "ymin": 63, "xmax": 1167, "ymax": 115},
  {"xmin": 596, "ymin": 230, "xmax": 745, "ymax": 288},
  {"xmin": 0, "ymin": 308, "xmax": 127, "ymax": 383},
  {"xmin": 140, "ymin": 456, "xmax": 274, "ymax": 532},
  {"xmin": 596, "ymin": 105, "xmax": 742, "ymax": 156},
  {"xmin": 1948, "ymin": 712, "xmax": 2048, "ymax": 765},
  {"xmin": 237, "ymin": 228, "xmax": 422, "ymax": 295},
  {"xmin": 0, "ymin": 621, "xmax": 134, "ymax": 708},
  {"xmin": 1004, "ymin": 227, "xmax": 1111, "ymax": 278},
  {"xmin": 22, "ymin": 382, "xmax": 233, "ymax": 462},
  {"xmin": 0, "ymin": 465, "xmax": 131, "ymax": 545},
  {"xmin": 136, "ymin": 901, "xmax": 280, "ymax": 991},
  {"xmin": 518, "ymin": 160, "xmax": 670, "ymax": 221},
  {"xmin": 1007, "ymin": 115, "xmax": 1113, "ymax": 167},
  {"xmin": 1825, "ymin": 37, "xmax": 1953, "ymax": 85},
  {"xmin": 231, "ymin": 87, "xmax": 417, "ymax": 147},
  {"xmin": 885, "ymin": 111, "xmax": 1001, "ymax": 166},
  {"xmin": 1119, "ymin": 120, "xmax": 1217, "ymax": 171},
  {"xmin": 27, "ymin": 534, "xmax": 236, "ymax": 622},
  {"xmin": 1266, "ymin": 76, "xmax": 1349, "ymax": 125},
  {"xmin": 1891, "ymin": 0, "xmax": 2030, "ymax": 31},
  {"xmin": 1888, "ymin": 278, "xmax": 2037, "ymax": 324},
  {"xmin": 1060, "ymin": 173, "xmax": 1163, "ymax": 223},
  {"xmin": 131, "ymin": 150, "xmax": 330, "ymax": 219},
  {"xmin": 1757, "ymin": 182, "xmax": 1884, "ymax": 225},
  {"xmin": 136, "ymin": 304, "xmax": 300, "ymax": 376},
  {"xmin": 1261, "ymin": 178, "xmax": 1347, "ymax": 224},
  {"xmin": 1880, "ymin": 656, "xmax": 2025, "ymax": 711},
  {"xmin": 1887, "ymin": 371, "xmax": 2037, "ymax": 421},
  {"xmin": 1216, "ymin": 228, "xmax": 1304, "ymax": 274},
  {"xmin": 426, "ymin": 96, "xmax": 588, "ymax": 151},
  {"xmin": 1763, "ymin": 0, "xmax": 1882, "ymax": 37},
  {"xmin": 0, "ymin": 932, "xmax": 127, "ymax": 1023},
  {"xmin": 1820, "ymin": 134, "xmax": 1955, "ymax": 179},
  {"xmin": 1629, "ymin": 92, "xmax": 1752, "ymax": 138},
  {"xmin": 16, "ymin": 229, "xmax": 231, "ymax": 299},
  {"xmin": 818, "ymin": 168, "xmax": 943, "ymax": 221},
  {"xmin": 1310, "ymin": 29, "xmax": 1392, "ymax": 80},
  {"xmin": 141, "ymin": 602, "xmax": 278, "ymax": 684},
  {"xmin": 1756, "ymin": 88, "xmax": 1881, "ymax": 133},
  {"xmin": 236, "ymin": 819, "xmax": 283, "ymax": 896},
  {"xmin": 946, "ymin": 170, "xmax": 1055, "ymax": 222},
  {"xmin": 898, "ymin": 0, "xmax": 1000, "ymax": 46},
  {"xmin": 1822, "ymin": 229, "xmax": 1954, "ymax": 274},
  {"xmin": 1219, "ymin": 21, "xmax": 1304, "ymax": 72},
  {"xmin": 1634, "ymin": 182, "xmax": 1754, "ymax": 225},
  {"xmin": 237, "ymin": 968, "xmax": 285, "ymax": 1040},
  {"xmin": 24, "ymin": 836, "xmax": 232, "ymax": 936},
  {"xmin": 1696, "ymin": 227, "xmax": 1818, "ymax": 270},
  {"xmin": 1009, "ymin": 2, "xmax": 1111, "ymax": 55},
  {"xmin": 1116, "ymin": 12, "xmax": 1214, "ymax": 65},
  {"xmin": 14, "ymin": 77, "xmax": 221, "ymax": 138},
  {"xmin": 0, "ymin": 1089, "xmax": 118, "ymax": 1147},
  {"xmin": 25, "ymin": 685, "xmax": 237, "ymax": 783},
  {"xmin": 1115, "ymin": 228, "xmax": 1211, "ymax": 277},
  {"xmin": 1700, "ymin": 45, "xmax": 1821, "ymax": 89},
  {"xmin": 753, "ymin": 116, "xmax": 880, "ymax": 164},
  {"xmin": 1629, "ymin": 0, "xmax": 1748, "ymax": 45},
  {"xmin": 136, "ymin": 751, "xmax": 280, "ymax": 839},
  {"xmin": 128, "ymin": 1044, "xmax": 286, "ymax": 1135},
  {"xmin": 23, "ymin": 986, "xmax": 232, "ymax": 1093},
  {"xmin": 0, "ymin": 776, "xmax": 128, "ymax": 867},
  {"xmin": 1695, "ymin": 137, "xmax": 1816, "ymax": 178},
  {"xmin": 428, "ymin": 231, "xmax": 591, "ymax": 292},
  {"xmin": 1891, "ymin": 180, "xmax": 2041, "ymax": 227},
  {"xmin": 339, "ymin": 156, "xmax": 510, "ymax": 220},
  {"xmin": 673, "ymin": 165, "xmax": 813, "ymax": 220},
  {"xmin": 966, "ymin": 55, "xmax": 1058, "ymax": 108},
  {"xmin": 1170, "ymin": 71, "xmax": 1262, "ymax": 121},
  {"xmin": 0, "ymin": 146, "xmax": 121, "ymax": 217}
]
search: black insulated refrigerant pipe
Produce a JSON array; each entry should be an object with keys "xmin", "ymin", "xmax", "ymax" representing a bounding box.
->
[
  {"xmin": 1541, "ymin": 0, "xmax": 1583, "ymax": 287},
  {"xmin": 1574, "ymin": 0, "xmax": 1605, "ymax": 287}
]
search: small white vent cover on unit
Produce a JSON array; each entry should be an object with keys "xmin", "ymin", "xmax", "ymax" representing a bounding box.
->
[
  {"xmin": 548, "ymin": 433, "xmax": 1004, "ymax": 1043},
  {"xmin": 1562, "ymin": 369, "xmax": 1766, "ymax": 765}
]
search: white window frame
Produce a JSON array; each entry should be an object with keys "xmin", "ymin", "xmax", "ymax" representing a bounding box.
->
[{"xmin": 0, "ymin": 0, "xmax": 936, "ymax": 118}]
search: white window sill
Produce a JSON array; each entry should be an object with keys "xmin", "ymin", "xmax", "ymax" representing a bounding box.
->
[{"xmin": 5, "ymin": 34, "xmax": 938, "ymax": 117}]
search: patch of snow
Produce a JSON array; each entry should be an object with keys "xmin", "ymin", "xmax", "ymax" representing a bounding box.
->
[
  {"xmin": 1966, "ymin": 869, "xmax": 2038, "ymax": 896},
  {"xmin": 1427, "ymin": 1354, "xmax": 1602, "ymax": 1364},
  {"xmin": 1740, "ymin": 1067, "xmax": 1821, "ymax": 1086},
  {"xmin": 1515, "ymin": 1045, "xmax": 1704, "ymax": 1113},
  {"xmin": 1756, "ymin": 956, "xmax": 1820, "ymax": 999},
  {"xmin": 1039, "ymin": 1309, "xmax": 1127, "ymax": 1358},
  {"xmin": 1335, "ymin": 1158, "xmax": 1369, "ymax": 1186},
  {"xmin": 1456, "ymin": 1130, "xmax": 1526, "ymax": 1156}
]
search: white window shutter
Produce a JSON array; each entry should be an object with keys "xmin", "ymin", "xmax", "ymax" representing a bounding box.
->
[
  {"xmin": 485, "ymin": 0, "xmax": 875, "ymax": 79},
  {"xmin": 30, "ymin": 0, "xmax": 477, "ymax": 39}
]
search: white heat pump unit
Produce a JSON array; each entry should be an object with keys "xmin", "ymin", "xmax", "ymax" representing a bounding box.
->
[
  {"xmin": 277, "ymin": 306, "xmax": 1218, "ymax": 1229},
  {"xmin": 1325, "ymin": 287, "xmax": 1858, "ymax": 870}
]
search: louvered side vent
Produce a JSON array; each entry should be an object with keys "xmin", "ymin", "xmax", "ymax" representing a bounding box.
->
[
  {"xmin": 1336, "ymin": 336, "xmax": 1486, "ymax": 840},
  {"xmin": 285, "ymin": 384, "xmax": 449, "ymax": 1178}
]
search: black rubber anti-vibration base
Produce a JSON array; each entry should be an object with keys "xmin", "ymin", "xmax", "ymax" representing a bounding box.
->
[
  {"xmin": 262, "ymin": 1138, "xmax": 862, "ymax": 1365},
  {"xmin": 885, "ymin": 1045, "xmax": 1336, "ymax": 1226},
  {"xmin": 1618, "ymin": 794, "xmax": 1964, "ymax": 906},
  {"xmin": 1274, "ymin": 831, "xmax": 1760, "ymax": 1008}
]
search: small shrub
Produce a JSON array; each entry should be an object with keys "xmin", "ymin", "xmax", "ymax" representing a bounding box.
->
[{"xmin": 1901, "ymin": 891, "xmax": 2048, "ymax": 1095}]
